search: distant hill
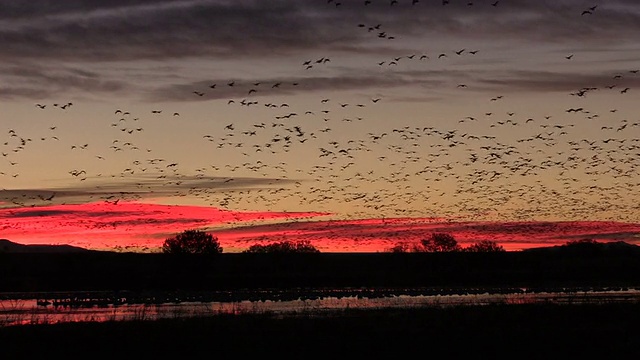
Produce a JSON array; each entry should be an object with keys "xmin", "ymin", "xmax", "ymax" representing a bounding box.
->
[
  {"xmin": 522, "ymin": 240, "xmax": 640, "ymax": 255},
  {"xmin": 0, "ymin": 239, "xmax": 93, "ymax": 253},
  {"xmin": 2, "ymin": 238, "xmax": 640, "ymax": 255}
]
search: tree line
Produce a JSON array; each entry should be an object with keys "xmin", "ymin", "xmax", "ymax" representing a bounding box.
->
[{"xmin": 161, "ymin": 229, "xmax": 506, "ymax": 254}]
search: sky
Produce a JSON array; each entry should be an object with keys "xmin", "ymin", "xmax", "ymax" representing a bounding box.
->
[{"xmin": 1, "ymin": 0, "xmax": 640, "ymax": 252}]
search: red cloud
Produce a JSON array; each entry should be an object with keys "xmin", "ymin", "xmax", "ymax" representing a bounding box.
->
[
  {"xmin": 0, "ymin": 201, "xmax": 329, "ymax": 251},
  {"xmin": 214, "ymin": 219, "xmax": 640, "ymax": 253},
  {"xmin": 2, "ymin": 202, "xmax": 639, "ymax": 252}
]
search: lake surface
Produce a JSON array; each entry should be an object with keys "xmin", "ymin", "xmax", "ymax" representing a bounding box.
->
[{"xmin": 2, "ymin": 287, "xmax": 640, "ymax": 327}]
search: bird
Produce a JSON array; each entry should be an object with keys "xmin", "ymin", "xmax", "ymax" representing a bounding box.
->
[{"xmin": 38, "ymin": 193, "xmax": 55, "ymax": 201}]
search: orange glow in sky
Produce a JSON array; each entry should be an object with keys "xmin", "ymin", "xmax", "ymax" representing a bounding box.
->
[
  {"xmin": 2, "ymin": 201, "xmax": 639, "ymax": 252},
  {"xmin": 0, "ymin": 201, "xmax": 328, "ymax": 251},
  {"xmin": 2, "ymin": 1, "xmax": 640, "ymax": 252}
]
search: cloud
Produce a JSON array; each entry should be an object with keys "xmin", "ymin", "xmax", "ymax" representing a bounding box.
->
[
  {"xmin": 145, "ymin": 72, "xmax": 449, "ymax": 102},
  {"xmin": 0, "ymin": 200, "xmax": 330, "ymax": 250},
  {"xmin": 212, "ymin": 218, "xmax": 640, "ymax": 252},
  {"xmin": 1, "ymin": 0, "xmax": 639, "ymax": 100},
  {"xmin": 0, "ymin": 63, "xmax": 129, "ymax": 100},
  {"xmin": 0, "ymin": 0, "xmax": 640, "ymax": 62},
  {"xmin": 476, "ymin": 70, "xmax": 640, "ymax": 93},
  {"xmin": 3, "ymin": 200, "xmax": 639, "ymax": 252},
  {"xmin": 0, "ymin": 0, "xmax": 355, "ymax": 62},
  {"xmin": 0, "ymin": 174, "xmax": 298, "ymax": 207},
  {"xmin": 1, "ymin": 1, "xmax": 637, "ymax": 63}
]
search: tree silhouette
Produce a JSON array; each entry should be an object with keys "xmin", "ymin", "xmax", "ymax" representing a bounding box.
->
[
  {"xmin": 386, "ymin": 238, "xmax": 505, "ymax": 253},
  {"xmin": 162, "ymin": 229, "xmax": 223, "ymax": 254},
  {"xmin": 561, "ymin": 238, "xmax": 603, "ymax": 254},
  {"xmin": 416, "ymin": 233, "xmax": 461, "ymax": 252},
  {"xmin": 464, "ymin": 240, "xmax": 505, "ymax": 252},
  {"xmin": 564, "ymin": 238, "xmax": 599, "ymax": 247},
  {"xmin": 386, "ymin": 242, "xmax": 412, "ymax": 253},
  {"xmin": 242, "ymin": 240, "xmax": 320, "ymax": 253}
]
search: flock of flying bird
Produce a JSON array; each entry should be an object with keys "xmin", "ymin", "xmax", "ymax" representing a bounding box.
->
[{"xmin": 2, "ymin": 0, "xmax": 640, "ymax": 232}]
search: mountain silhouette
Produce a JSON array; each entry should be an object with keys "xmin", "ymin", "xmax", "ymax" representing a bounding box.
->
[
  {"xmin": 0, "ymin": 239, "xmax": 93, "ymax": 253},
  {"xmin": 522, "ymin": 240, "xmax": 640, "ymax": 255}
]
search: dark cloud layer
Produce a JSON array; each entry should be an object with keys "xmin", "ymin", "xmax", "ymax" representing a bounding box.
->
[
  {"xmin": 477, "ymin": 70, "xmax": 640, "ymax": 93},
  {"xmin": 147, "ymin": 72, "xmax": 448, "ymax": 102},
  {"xmin": 1, "ymin": 0, "xmax": 638, "ymax": 99},
  {"xmin": 1, "ymin": 0, "xmax": 637, "ymax": 61},
  {"xmin": 0, "ymin": 175, "xmax": 296, "ymax": 208}
]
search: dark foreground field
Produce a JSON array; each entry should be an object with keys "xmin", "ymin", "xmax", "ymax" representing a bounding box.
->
[
  {"xmin": 3, "ymin": 243, "xmax": 640, "ymax": 293},
  {"xmin": 2, "ymin": 302, "xmax": 640, "ymax": 357},
  {"xmin": 3, "ymin": 244, "xmax": 640, "ymax": 356}
]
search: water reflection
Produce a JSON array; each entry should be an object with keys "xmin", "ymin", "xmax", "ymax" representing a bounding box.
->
[{"xmin": 2, "ymin": 288, "xmax": 640, "ymax": 327}]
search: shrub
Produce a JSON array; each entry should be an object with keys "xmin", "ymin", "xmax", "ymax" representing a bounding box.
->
[
  {"xmin": 464, "ymin": 240, "xmax": 505, "ymax": 252},
  {"xmin": 243, "ymin": 240, "xmax": 320, "ymax": 253}
]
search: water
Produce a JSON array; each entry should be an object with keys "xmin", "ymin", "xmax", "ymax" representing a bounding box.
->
[{"xmin": 2, "ymin": 288, "xmax": 640, "ymax": 327}]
